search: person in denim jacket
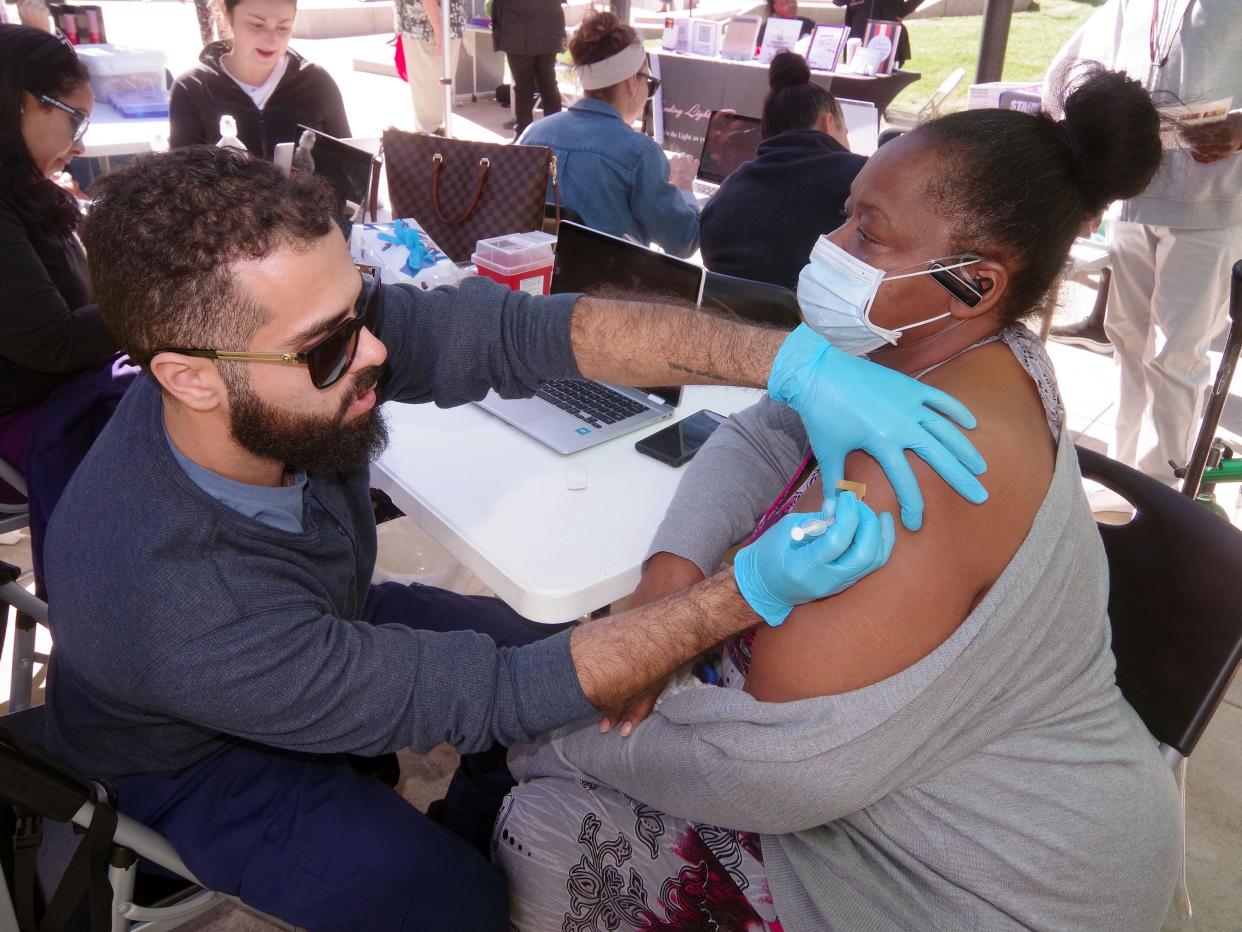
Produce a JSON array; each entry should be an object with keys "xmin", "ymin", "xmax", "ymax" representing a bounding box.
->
[{"xmin": 519, "ymin": 11, "xmax": 700, "ymax": 257}]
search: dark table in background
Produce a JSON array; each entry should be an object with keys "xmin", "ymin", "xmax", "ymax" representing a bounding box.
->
[{"xmin": 650, "ymin": 50, "xmax": 920, "ymax": 156}]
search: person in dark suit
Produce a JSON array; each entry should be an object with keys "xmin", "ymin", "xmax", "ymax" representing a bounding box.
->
[
  {"xmin": 493, "ymin": 0, "xmax": 565, "ymax": 137},
  {"xmin": 833, "ymin": 0, "xmax": 924, "ymax": 66}
]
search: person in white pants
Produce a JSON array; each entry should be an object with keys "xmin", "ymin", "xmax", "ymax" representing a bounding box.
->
[
  {"xmin": 1044, "ymin": 0, "xmax": 1242, "ymax": 484},
  {"xmin": 395, "ymin": 0, "xmax": 465, "ymax": 134},
  {"xmin": 1109, "ymin": 219, "xmax": 1242, "ymax": 481}
]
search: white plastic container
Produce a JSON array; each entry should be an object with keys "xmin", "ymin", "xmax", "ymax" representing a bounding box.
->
[
  {"xmin": 471, "ymin": 231, "xmax": 557, "ymax": 296},
  {"xmin": 967, "ymin": 81, "xmax": 1040, "ymax": 110},
  {"xmin": 77, "ymin": 44, "xmax": 167, "ymax": 100}
]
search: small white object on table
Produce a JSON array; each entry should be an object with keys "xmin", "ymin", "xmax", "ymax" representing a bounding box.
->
[
  {"xmin": 81, "ymin": 102, "xmax": 169, "ymax": 159},
  {"xmin": 370, "ymin": 384, "xmax": 765, "ymax": 623}
]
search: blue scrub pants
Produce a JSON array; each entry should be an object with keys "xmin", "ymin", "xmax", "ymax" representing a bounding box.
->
[{"xmin": 111, "ymin": 582, "xmax": 571, "ymax": 931}]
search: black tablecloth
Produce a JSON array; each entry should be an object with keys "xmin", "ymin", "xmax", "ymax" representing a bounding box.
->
[{"xmin": 650, "ymin": 51, "xmax": 920, "ymax": 156}]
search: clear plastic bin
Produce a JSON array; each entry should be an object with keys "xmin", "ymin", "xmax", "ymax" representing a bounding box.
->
[
  {"xmin": 77, "ymin": 44, "xmax": 167, "ymax": 100},
  {"xmin": 471, "ymin": 231, "xmax": 557, "ymax": 296}
]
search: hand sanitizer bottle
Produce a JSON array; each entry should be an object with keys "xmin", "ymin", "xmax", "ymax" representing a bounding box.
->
[
  {"xmin": 216, "ymin": 116, "xmax": 247, "ymax": 151},
  {"xmin": 290, "ymin": 129, "xmax": 316, "ymax": 178}
]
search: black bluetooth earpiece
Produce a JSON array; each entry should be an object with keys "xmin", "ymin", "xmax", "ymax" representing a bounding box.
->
[{"xmin": 928, "ymin": 261, "xmax": 986, "ymax": 307}]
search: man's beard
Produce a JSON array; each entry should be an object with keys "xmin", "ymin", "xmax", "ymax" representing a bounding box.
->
[{"xmin": 224, "ymin": 365, "xmax": 389, "ymax": 475}]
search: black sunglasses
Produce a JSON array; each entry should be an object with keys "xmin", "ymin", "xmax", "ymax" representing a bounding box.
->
[
  {"xmin": 155, "ymin": 268, "xmax": 381, "ymax": 390},
  {"xmin": 637, "ymin": 72, "xmax": 661, "ymax": 98},
  {"xmin": 39, "ymin": 93, "xmax": 90, "ymax": 143}
]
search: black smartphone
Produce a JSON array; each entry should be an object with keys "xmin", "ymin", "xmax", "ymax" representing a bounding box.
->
[{"xmin": 635, "ymin": 410, "xmax": 728, "ymax": 467}]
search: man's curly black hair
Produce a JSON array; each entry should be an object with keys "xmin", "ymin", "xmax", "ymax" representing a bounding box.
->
[{"xmin": 82, "ymin": 145, "xmax": 338, "ymax": 368}]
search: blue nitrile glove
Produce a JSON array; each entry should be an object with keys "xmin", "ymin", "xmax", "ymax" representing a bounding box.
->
[
  {"xmin": 378, "ymin": 219, "xmax": 434, "ymax": 273},
  {"xmin": 769, "ymin": 325, "xmax": 988, "ymax": 532},
  {"xmin": 733, "ymin": 492, "xmax": 895, "ymax": 626}
]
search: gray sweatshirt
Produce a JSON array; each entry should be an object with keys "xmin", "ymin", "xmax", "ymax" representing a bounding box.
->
[
  {"xmin": 1044, "ymin": 0, "xmax": 1242, "ymax": 230},
  {"xmin": 513, "ymin": 372, "xmax": 1181, "ymax": 929},
  {"xmin": 43, "ymin": 276, "xmax": 594, "ymax": 779}
]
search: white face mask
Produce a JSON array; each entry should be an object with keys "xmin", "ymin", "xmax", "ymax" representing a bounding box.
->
[{"xmin": 796, "ymin": 236, "xmax": 982, "ymax": 356}]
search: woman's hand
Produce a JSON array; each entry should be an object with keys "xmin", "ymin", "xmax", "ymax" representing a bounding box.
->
[
  {"xmin": 52, "ymin": 171, "xmax": 89, "ymax": 202},
  {"xmin": 18, "ymin": 0, "xmax": 54, "ymax": 32},
  {"xmin": 667, "ymin": 153, "xmax": 700, "ymax": 192}
]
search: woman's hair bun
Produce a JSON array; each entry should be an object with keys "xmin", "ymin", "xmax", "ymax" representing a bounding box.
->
[
  {"xmin": 569, "ymin": 11, "xmax": 638, "ymax": 67},
  {"xmin": 1057, "ymin": 63, "xmax": 1162, "ymax": 213},
  {"xmin": 769, "ymin": 51, "xmax": 811, "ymax": 89}
]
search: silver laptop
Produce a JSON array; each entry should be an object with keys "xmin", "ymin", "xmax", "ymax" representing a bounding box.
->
[
  {"xmin": 475, "ymin": 222, "xmax": 706, "ymax": 455},
  {"xmin": 691, "ymin": 110, "xmax": 763, "ymax": 206}
]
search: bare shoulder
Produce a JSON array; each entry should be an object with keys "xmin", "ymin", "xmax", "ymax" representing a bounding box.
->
[{"xmin": 744, "ymin": 342, "xmax": 1058, "ymax": 703}]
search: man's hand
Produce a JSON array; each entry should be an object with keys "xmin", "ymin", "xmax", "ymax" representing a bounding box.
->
[
  {"xmin": 733, "ymin": 492, "xmax": 895, "ymax": 626},
  {"xmin": 1181, "ymin": 111, "xmax": 1242, "ymax": 164},
  {"xmin": 598, "ymin": 553, "xmax": 706, "ymax": 736},
  {"xmin": 769, "ymin": 325, "xmax": 987, "ymax": 531}
]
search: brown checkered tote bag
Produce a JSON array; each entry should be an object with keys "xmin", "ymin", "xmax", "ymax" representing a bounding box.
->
[{"xmin": 380, "ymin": 128, "xmax": 560, "ymax": 262}]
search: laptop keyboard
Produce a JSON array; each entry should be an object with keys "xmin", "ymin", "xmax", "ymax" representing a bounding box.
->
[
  {"xmin": 537, "ymin": 379, "xmax": 650, "ymax": 428},
  {"xmin": 692, "ymin": 179, "xmax": 718, "ymax": 198}
]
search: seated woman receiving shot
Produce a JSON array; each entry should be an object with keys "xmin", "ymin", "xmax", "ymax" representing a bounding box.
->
[{"xmin": 495, "ymin": 67, "xmax": 1182, "ymax": 932}]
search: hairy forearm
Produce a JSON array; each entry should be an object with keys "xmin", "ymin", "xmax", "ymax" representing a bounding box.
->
[
  {"xmin": 631, "ymin": 552, "xmax": 707, "ymax": 609},
  {"xmin": 570, "ymin": 296, "xmax": 785, "ymax": 389},
  {"xmin": 570, "ymin": 570, "xmax": 752, "ymax": 711}
]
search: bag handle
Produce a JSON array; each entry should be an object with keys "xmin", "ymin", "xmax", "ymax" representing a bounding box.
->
[
  {"xmin": 431, "ymin": 153, "xmax": 491, "ymax": 226},
  {"xmin": 550, "ymin": 154, "xmax": 561, "ymax": 229},
  {"xmin": 368, "ymin": 143, "xmax": 384, "ymax": 223}
]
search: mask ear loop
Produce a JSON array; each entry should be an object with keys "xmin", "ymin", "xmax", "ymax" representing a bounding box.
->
[
  {"xmin": 863, "ymin": 256, "xmax": 986, "ymax": 342},
  {"xmin": 881, "ymin": 254, "xmax": 984, "ymax": 282}
]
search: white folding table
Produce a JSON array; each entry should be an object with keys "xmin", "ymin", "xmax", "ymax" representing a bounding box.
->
[{"xmin": 370, "ymin": 384, "xmax": 764, "ymax": 623}]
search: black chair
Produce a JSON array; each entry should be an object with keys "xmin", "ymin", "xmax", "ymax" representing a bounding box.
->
[
  {"xmin": 0, "ymin": 704, "xmax": 239, "ymax": 931},
  {"xmin": 701, "ymin": 271, "xmax": 801, "ymax": 329},
  {"xmin": 1076, "ymin": 445, "xmax": 1242, "ymax": 760}
]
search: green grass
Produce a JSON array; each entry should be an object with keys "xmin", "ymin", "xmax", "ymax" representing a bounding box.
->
[{"xmin": 888, "ymin": 0, "xmax": 1105, "ymax": 116}]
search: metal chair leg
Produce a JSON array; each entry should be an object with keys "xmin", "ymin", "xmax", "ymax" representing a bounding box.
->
[
  {"xmin": 9, "ymin": 610, "xmax": 38, "ymax": 713},
  {"xmin": 109, "ymin": 846, "xmax": 138, "ymax": 932}
]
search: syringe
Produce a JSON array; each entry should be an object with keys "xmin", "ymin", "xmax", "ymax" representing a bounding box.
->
[{"xmin": 790, "ymin": 516, "xmax": 835, "ymax": 542}]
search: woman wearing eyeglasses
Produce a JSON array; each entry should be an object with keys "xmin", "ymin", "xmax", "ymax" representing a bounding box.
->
[
  {"xmin": 518, "ymin": 11, "xmax": 701, "ymax": 258},
  {"xmin": 0, "ymin": 26, "xmax": 118, "ymax": 491}
]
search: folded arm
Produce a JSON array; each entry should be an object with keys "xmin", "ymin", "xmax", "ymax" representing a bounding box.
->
[{"xmin": 0, "ymin": 208, "xmax": 116, "ymax": 374}]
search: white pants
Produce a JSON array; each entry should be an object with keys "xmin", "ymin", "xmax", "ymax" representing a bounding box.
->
[
  {"xmin": 402, "ymin": 34, "xmax": 462, "ymax": 134},
  {"xmin": 1105, "ymin": 220, "xmax": 1242, "ymax": 483}
]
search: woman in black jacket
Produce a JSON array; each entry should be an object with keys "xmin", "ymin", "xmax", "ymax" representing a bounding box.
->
[
  {"xmin": 699, "ymin": 53, "xmax": 865, "ymax": 289},
  {"xmin": 493, "ymin": 0, "xmax": 564, "ymax": 137},
  {"xmin": 169, "ymin": 0, "xmax": 350, "ymax": 158},
  {"xmin": 0, "ymin": 25, "xmax": 136, "ymax": 584},
  {"xmin": 0, "ymin": 26, "xmax": 116, "ymax": 434}
]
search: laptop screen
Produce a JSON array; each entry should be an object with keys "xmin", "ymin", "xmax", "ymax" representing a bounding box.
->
[
  {"xmin": 552, "ymin": 221, "xmax": 708, "ymax": 406},
  {"xmin": 295, "ymin": 125, "xmax": 376, "ymax": 218},
  {"xmin": 834, "ymin": 98, "xmax": 879, "ymax": 156},
  {"xmin": 551, "ymin": 221, "xmax": 705, "ymax": 305},
  {"xmin": 696, "ymin": 111, "xmax": 763, "ymax": 185}
]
